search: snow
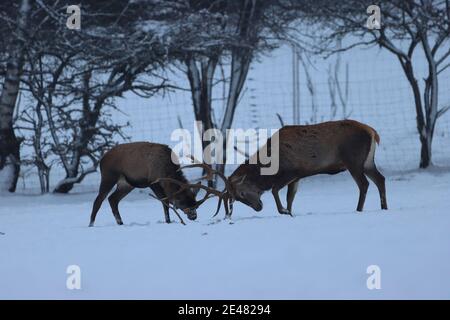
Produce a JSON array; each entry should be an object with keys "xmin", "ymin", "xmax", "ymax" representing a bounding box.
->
[{"xmin": 1, "ymin": 168, "xmax": 450, "ymax": 299}]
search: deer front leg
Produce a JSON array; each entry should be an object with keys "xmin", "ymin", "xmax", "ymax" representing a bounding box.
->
[
  {"xmin": 286, "ymin": 179, "xmax": 299, "ymax": 213},
  {"xmin": 150, "ymin": 184, "xmax": 171, "ymax": 223},
  {"xmin": 272, "ymin": 186, "xmax": 292, "ymax": 216},
  {"xmin": 163, "ymin": 204, "xmax": 171, "ymax": 223}
]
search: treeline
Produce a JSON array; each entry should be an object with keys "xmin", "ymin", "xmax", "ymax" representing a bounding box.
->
[{"xmin": 0, "ymin": 0, "xmax": 449, "ymax": 193}]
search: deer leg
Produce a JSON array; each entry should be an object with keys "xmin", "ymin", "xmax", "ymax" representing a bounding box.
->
[
  {"xmin": 272, "ymin": 187, "xmax": 285, "ymax": 213},
  {"xmin": 150, "ymin": 184, "xmax": 171, "ymax": 223},
  {"xmin": 89, "ymin": 177, "xmax": 117, "ymax": 227},
  {"xmin": 272, "ymin": 184, "xmax": 292, "ymax": 216},
  {"xmin": 348, "ymin": 166, "xmax": 369, "ymax": 212},
  {"xmin": 365, "ymin": 166, "xmax": 387, "ymax": 210},
  {"xmin": 163, "ymin": 203, "xmax": 170, "ymax": 223},
  {"xmin": 286, "ymin": 179, "xmax": 300, "ymax": 214},
  {"xmin": 272, "ymin": 176, "xmax": 298, "ymax": 215},
  {"xmin": 108, "ymin": 180, "xmax": 134, "ymax": 225}
]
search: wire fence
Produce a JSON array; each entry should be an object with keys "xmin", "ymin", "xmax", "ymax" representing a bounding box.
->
[{"xmin": 15, "ymin": 45, "xmax": 450, "ymax": 193}]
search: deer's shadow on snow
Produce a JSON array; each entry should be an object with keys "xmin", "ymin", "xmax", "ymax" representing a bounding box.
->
[
  {"xmin": 84, "ymin": 208, "xmax": 386, "ymax": 229},
  {"xmin": 210, "ymin": 208, "xmax": 385, "ymax": 224}
]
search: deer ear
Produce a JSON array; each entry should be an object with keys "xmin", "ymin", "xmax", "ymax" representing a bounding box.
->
[
  {"xmin": 230, "ymin": 175, "xmax": 239, "ymax": 184},
  {"xmin": 230, "ymin": 174, "xmax": 246, "ymax": 185},
  {"xmin": 230, "ymin": 174, "xmax": 247, "ymax": 192}
]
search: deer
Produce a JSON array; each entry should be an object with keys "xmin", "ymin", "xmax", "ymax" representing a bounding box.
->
[
  {"xmin": 88, "ymin": 142, "xmax": 226, "ymax": 227},
  {"xmin": 209, "ymin": 120, "xmax": 388, "ymax": 218}
]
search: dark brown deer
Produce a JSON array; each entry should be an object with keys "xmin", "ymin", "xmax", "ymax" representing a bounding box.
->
[
  {"xmin": 89, "ymin": 142, "xmax": 220, "ymax": 227},
  {"xmin": 220, "ymin": 120, "xmax": 388, "ymax": 217}
]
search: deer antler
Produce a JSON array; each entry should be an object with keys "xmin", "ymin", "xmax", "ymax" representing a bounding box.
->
[
  {"xmin": 153, "ymin": 177, "xmax": 224, "ymax": 200},
  {"xmin": 180, "ymin": 155, "xmax": 232, "ymax": 190},
  {"xmin": 150, "ymin": 154, "xmax": 235, "ymax": 218},
  {"xmin": 153, "ymin": 176, "xmax": 227, "ymax": 216},
  {"xmin": 148, "ymin": 191, "xmax": 186, "ymax": 225},
  {"xmin": 153, "ymin": 158, "xmax": 234, "ymax": 217},
  {"xmin": 180, "ymin": 164, "xmax": 232, "ymax": 192},
  {"xmin": 179, "ymin": 162, "xmax": 235, "ymax": 216}
]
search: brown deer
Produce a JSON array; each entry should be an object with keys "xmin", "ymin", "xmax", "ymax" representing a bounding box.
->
[
  {"xmin": 217, "ymin": 120, "xmax": 388, "ymax": 217},
  {"xmin": 89, "ymin": 142, "xmax": 223, "ymax": 227}
]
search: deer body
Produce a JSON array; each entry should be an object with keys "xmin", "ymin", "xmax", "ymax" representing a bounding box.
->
[
  {"xmin": 89, "ymin": 142, "xmax": 198, "ymax": 227},
  {"xmin": 228, "ymin": 120, "xmax": 387, "ymax": 215}
]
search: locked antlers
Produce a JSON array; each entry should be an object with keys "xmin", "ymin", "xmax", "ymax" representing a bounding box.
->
[{"xmin": 152, "ymin": 158, "xmax": 235, "ymax": 218}]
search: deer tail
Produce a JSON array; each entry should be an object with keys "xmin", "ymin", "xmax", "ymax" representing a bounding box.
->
[{"xmin": 373, "ymin": 129, "xmax": 380, "ymax": 145}]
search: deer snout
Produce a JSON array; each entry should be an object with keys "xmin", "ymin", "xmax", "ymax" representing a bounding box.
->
[
  {"xmin": 184, "ymin": 208, "xmax": 197, "ymax": 221},
  {"xmin": 253, "ymin": 200, "xmax": 263, "ymax": 212}
]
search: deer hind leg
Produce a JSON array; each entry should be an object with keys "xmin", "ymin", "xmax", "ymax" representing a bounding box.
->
[
  {"xmin": 272, "ymin": 178, "xmax": 296, "ymax": 216},
  {"xmin": 89, "ymin": 176, "xmax": 117, "ymax": 227},
  {"xmin": 272, "ymin": 187, "xmax": 289, "ymax": 215},
  {"xmin": 286, "ymin": 179, "xmax": 300, "ymax": 214},
  {"xmin": 364, "ymin": 166, "xmax": 387, "ymax": 210},
  {"xmin": 347, "ymin": 166, "xmax": 369, "ymax": 212},
  {"xmin": 150, "ymin": 183, "xmax": 171, "ymax": 223},
  {"xmin": 362, "ymin": 138, "xmax": 388, "ymax": 210},
  {"xmin": 340, "ymin": 132, "xmax": 373, "ymax": 212},
  {"xmin": 108, "ymin": 178, "xmax": 134, "ymax": 225}
]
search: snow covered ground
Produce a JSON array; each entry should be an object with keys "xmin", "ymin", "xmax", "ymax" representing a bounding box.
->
[{"xmin": 1, "ymin": 168, "xmax": 450, "ymax": 299}]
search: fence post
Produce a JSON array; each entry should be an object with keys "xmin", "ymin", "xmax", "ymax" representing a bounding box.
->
[{"xmin": 292, "ymin": 44, "xmax": 300, "ymax": 125}]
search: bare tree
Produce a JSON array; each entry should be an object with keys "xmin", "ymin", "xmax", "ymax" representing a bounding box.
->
[
  {"xmin": 15, "ymin": 98, "xmax": 54, "ymax": 194},
  {"xmin": 300, "ymin": 0, "xmax": 450, "ymax": 168},
  {"xmin": 141, "ymin": 0, "xmax": 304, "ymax": 184},
  {"xmin": 0, "ymin": 0, "xmax": 31, "ymax": 192},
  {"xmin": 20, "ymin": 46, "xmax": 167, "ymax": 193},
  {"xmin": 14, "ymin": 1, "xmax": 171, "ymax": 192}
]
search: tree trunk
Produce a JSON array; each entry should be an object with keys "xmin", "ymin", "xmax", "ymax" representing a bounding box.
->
[
  {"xmin": 400, "ymin": 58, "xmax": 433, "ymax": 169},
  {"xmin": 217, "ymin": 0, "xmax": 258, "ymax": 177},
  {"xmin": 54, "ymin": 161, "xmax": 97, "ymax": 193},
  {"xmin": 37, "ymin": 165, "xmax": 51, "ymax": 194},
  {"xmin": 53, "ymin": 72, "xmax": 100, "ymax": 193},
  {"xmin": 0, "ymin": 127, "xmax": 21, "ymax": 192},
  {"xmin": 54, "ymin": 173, "xmax": 78, "ymax": 193},
  {"xmin": 419, "ymin": 133, "xmax": 432, "ymax": 168},
  {"xmin": 216, "ymin": 50, "xmax": 253, "ymax": 177},
  {"xmin": 419, "ymin": 35, "xmax": 439, "ymax": 168},
  {"xmin": 0, "ymin": 0, "xmax": 30, "ymax": 192},
  {"xmin": 53, "ymin": 133, "xmax": 94, "ymax": 193},
  {"xmin": 186, "ymin": 56, "xmax": 219, "ymax": 186}
]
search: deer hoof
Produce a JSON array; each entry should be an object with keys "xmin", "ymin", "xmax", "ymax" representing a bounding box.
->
[{"xmin": 279, "ymin": 208, "xmax": 291, "ymax": 215}]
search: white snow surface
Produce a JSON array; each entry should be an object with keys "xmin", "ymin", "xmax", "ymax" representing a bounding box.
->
[{"xmin": 1, "ymin": 169, "xmax": 450, "ymax": 299}]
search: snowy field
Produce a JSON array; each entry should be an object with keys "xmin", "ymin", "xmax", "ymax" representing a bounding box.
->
[{"xmin": 1, "ymin": 168, "xmax": 450, "ymax": 299}]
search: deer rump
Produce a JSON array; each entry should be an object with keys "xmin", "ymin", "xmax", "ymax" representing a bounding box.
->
[{"xmin": 228, "ymin": 120, "xmax": 387, "ymax": 215}]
